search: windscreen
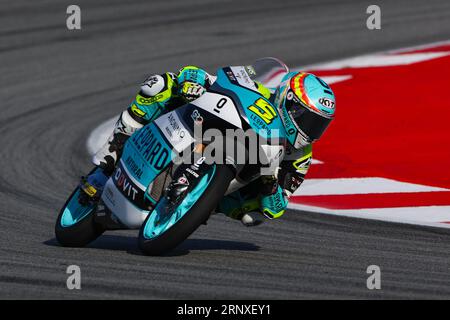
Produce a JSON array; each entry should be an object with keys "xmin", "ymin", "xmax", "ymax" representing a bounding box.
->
[{"xmin": 247, "ymin": 57, "xmax": 290, "ymax": 90}]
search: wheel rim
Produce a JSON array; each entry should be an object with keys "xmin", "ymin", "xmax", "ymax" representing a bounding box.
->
[{"xmin": 143, "ymin": 165, "xmax": 216, "ymax": 239}]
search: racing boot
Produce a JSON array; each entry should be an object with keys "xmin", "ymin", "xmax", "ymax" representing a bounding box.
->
[
  {"xmin": 79, "ymin": 110, "xmax": 143, "ymax": 205},
  {"xmin": 214, "ymin": 176, "xmax": 279, "ymax": 227},
  {"xmin": 92, "ymin": 110, "xmax": 143, "ymax": 175},
  {"xmin": 215, "ymin": 192, "xmax": 264, "ymax": 227}
]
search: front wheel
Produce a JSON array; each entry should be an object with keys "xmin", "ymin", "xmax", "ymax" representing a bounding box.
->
[
  {"xmin": 55, "ymin": 186, "xmax": 105, "ymax": 247},
  {"xmin": 138, "ymin": 164, "xmax": 234, "ymax": 255}
]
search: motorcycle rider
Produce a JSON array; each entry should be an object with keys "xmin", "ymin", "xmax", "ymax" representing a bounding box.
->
[
  {"xmin": 82, "ymin": 65, "xmax": 336, "ymax": 226},
  {"xmin": 91, "ymin": 66, "xmax": 214, "ymax": 174}
]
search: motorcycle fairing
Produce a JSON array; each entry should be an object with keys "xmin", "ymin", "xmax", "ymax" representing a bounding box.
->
[{"xmin": 212, "ymin": 66, "xmax": 287, "ymax": 142}]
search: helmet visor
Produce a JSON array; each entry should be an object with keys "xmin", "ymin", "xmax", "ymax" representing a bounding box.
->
[{"xmin": 286, "ymin": 97, "xmax": 333, "ymax": 141}]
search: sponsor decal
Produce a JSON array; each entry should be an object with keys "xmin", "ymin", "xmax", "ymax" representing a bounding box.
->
[
  {"xmin": 230, "ymin": 66, "xmax": 258, "ymax": 92},
  {"xmin": 132, "ymin": 126, "xmax": 170, "ymax": 171},
  {"xmin": 191, "ymin": 109, "xmax": 204, "ymax": 124},
  {"xmin": 136, "ymin": 93, "xmax": 165, "ymax": 105},
  {"xmin": 124, "ymin": 155, "xmax": 143, "ymax": 179},
  {"xmin": 318, "ymin": 97, "xmax": 335, "ymax": 109},
  {"xmin": 237, "ymin": 68, "xmax": 252, "ymax": 85},
  {"xmin": 226, "ymin": 70, "xmax": 236, "ymax": 82},
  {"xmin": 142, "ymin": 76, "xmax": 159, "ymax": 88},
  {"xmin": 113, "ymin": 166, "xmax": 139, "ymax": 201},
  {"xmin": 131, "ymin": 103, "xmax": 146, "ymax": 117},
  {"xmin": 273, "ymin": 193, "xmax": 285, "ymax": 211},
  {"xmin": 288, "ymin": 175, "xmax": 303, "ymax": 193},
  {"xmin": 112, "ymin": 163, "xmax": 148, "ymax": 209},
  {"xmin": 177, "ymin": 175, "xmax": 189, "ymax": 186},
  {"xmin": 245, "ymin": 65, "xmax": 257, "ymax": 77},
  {"xmin": 280, "ymin": 103, "xmax": 297, "ymax": 137},
  {"xmin": 249, "ymin": 112, "xmax": 271, "ymax": 134},
  {"xmin": 186, "ymin": 167, "xmax": 199, "ymax": 178},
  {"xmin": 165, "ymin": 113, "xmax": 186, "ymax": 139},
  {"xmin": 286, "ymin": 90, "xmax": 300, "ymax": 104}
]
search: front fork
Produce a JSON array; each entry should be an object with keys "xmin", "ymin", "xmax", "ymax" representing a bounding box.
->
[
  {"xmin": 165, "ymin": 154, "xmax": 210, "ymax": 207},
  {"xmin": 164, "ymin": 143, "xmax": 230, "ymax": 217}
]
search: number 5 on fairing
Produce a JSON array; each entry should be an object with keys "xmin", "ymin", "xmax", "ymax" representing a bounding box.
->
[{"xmin": 248, "ymin": 98, "xmax": 277, "ymax": 124}]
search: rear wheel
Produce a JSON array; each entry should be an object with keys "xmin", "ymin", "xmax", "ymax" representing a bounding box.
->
[{"xmin": 138, "ymin": 164, "xmax": 234, "ymax": 255}]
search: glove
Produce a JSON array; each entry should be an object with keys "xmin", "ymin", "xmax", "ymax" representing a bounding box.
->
[
  {"xmin": 180, "ymin": 81, "xmax": 206, "ymax": 102},
  {"xmin": 260, "ymin": 184, "xmax": 288, "ymax": 219}
]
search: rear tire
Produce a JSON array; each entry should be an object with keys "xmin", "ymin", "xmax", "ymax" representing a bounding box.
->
[{"xmin": 138, "ymin": 164, "xmax": 234, "ymax": 255}]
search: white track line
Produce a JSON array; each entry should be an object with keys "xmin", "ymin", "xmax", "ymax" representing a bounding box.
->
[
  {"xmin": 302, "ymin": 52, "xmax": 450, "ymax": 70},
  {"xmin": 298, "ymin": 39, "xmax": 450, "ymax": 71},
  {"xmin": 295, "ymin": 177, "xmax": 448, "ymax": 196},
  {"xmin": 387, "ymin": 39, "xmax": 450, "ymax": 54},
  {"xmin": 288, "ymin": 203, "xmax": 450, "ymax": 229}
]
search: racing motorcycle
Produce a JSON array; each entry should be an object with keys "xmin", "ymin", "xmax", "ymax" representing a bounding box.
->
[{"xmin": 55, "ymin": 58, "xmax": 290, "ymax": 255}]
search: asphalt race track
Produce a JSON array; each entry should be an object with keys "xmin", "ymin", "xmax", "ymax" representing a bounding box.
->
[{"xmin": 1, "ymin": 0, "xmax": 450, "ymax": 299}]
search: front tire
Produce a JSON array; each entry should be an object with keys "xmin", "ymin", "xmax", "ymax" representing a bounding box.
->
[
  {"xmin": 55, "ymin": 187, "xmax": 105, "ymax": 247},
  {"xmin": 138, "ymin": 164, "xmax": 234, "ymax": 255}
]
